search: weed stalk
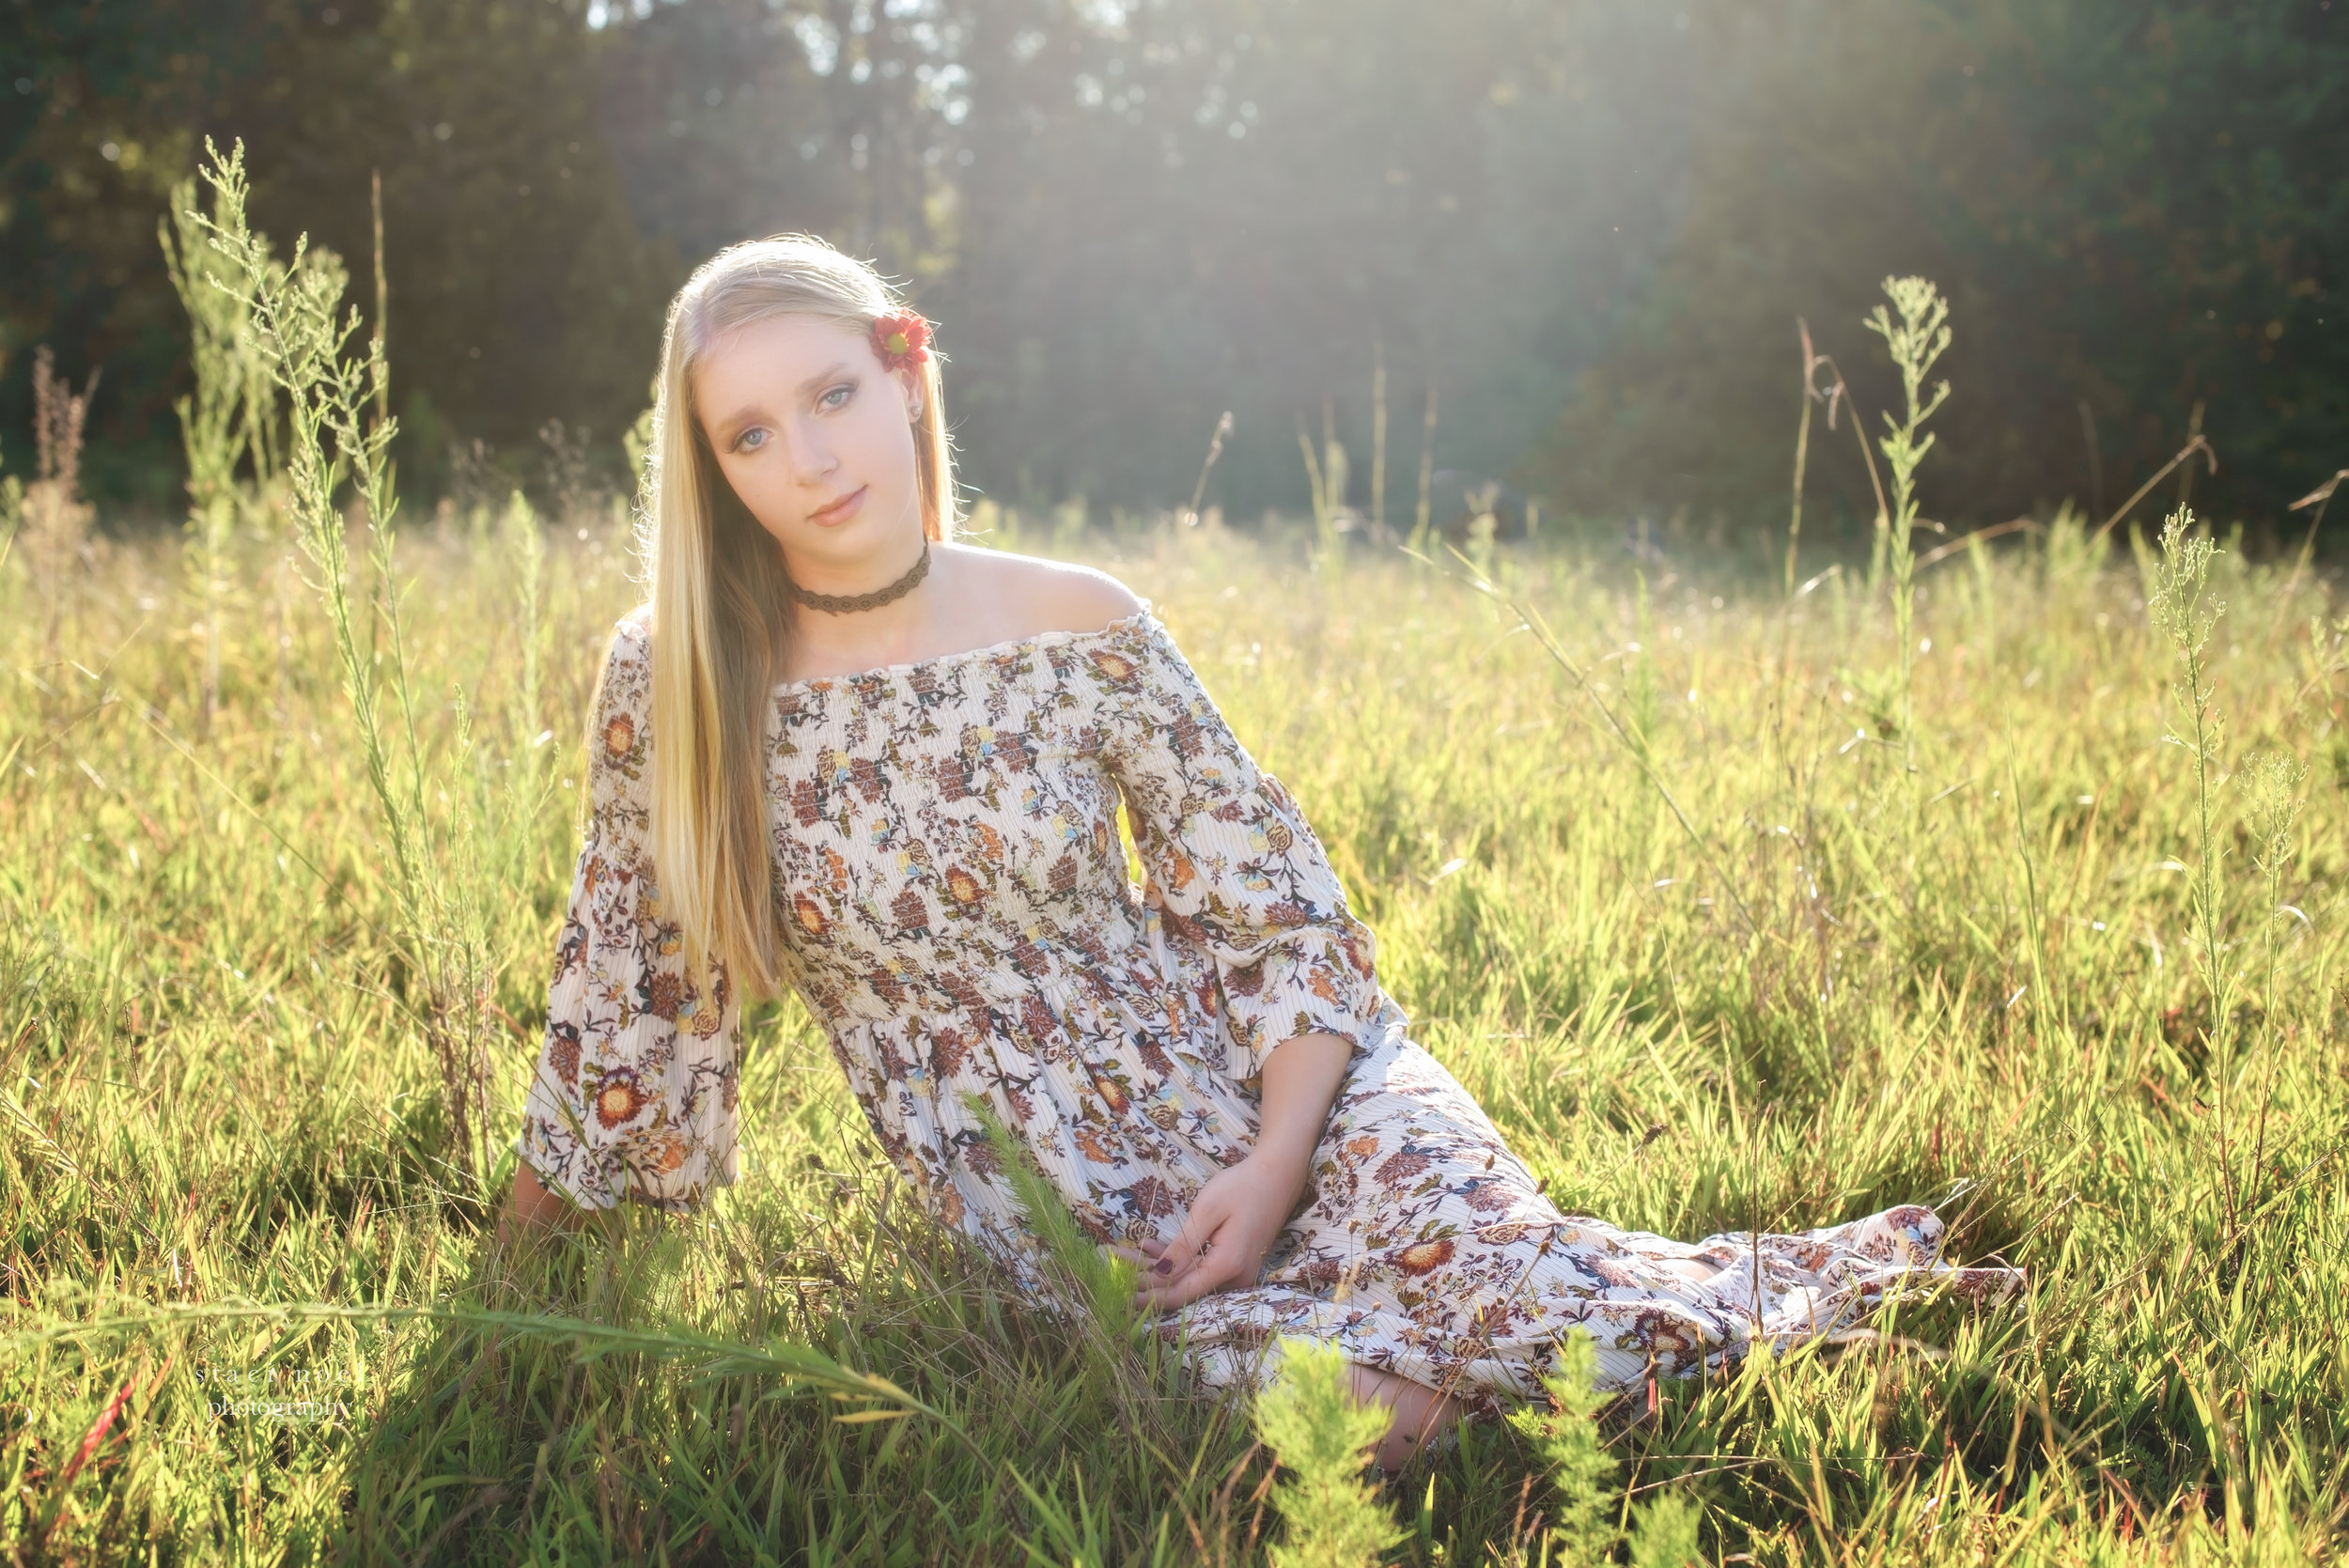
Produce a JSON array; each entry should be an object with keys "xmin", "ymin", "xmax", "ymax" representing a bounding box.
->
[
  {"xmin": 1863, "ymin": 276, "xmax": 1952, "ymax": 758},
  {"xmin": 2235, "ymin": 750, "xmax": 2305, "ymax": 1237},
  {"xmin": 25, "ymin": 347, "xmax": 98, "ymax": 663},
  {"xmin": 2146, "ymin": 510, "xmax": 2236, "ymax": 1238},
  {"xmin": 1411, "ymin": 383, "xmax": 1438, "ymax": 554},
  {"xmin": 195, "ymin": 139, "xmax": 498, "ymax": 1197}
]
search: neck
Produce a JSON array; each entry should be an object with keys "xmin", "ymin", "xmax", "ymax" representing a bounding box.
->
[
  {"xmin": 782, "ymin": 529, "xmax": 929, "ymax": 604},
  {"xmin": 780, "ymin": 533, "xmax": 938, "ymax": 654}
]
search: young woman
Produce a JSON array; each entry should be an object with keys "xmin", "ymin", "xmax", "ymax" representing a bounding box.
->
[{"xmin": 506, "ymin": 236, "xmax": 2018, "ymax": 1473}]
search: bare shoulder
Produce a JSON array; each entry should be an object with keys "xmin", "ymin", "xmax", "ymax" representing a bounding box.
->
[{"xmin": 939, "ymin": 545, "xmax": 1145, "ymax": 637}]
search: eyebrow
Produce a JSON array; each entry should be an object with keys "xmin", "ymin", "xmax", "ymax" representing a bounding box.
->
[
  {"xmin": 797, "ymin": 360, "xmax": 855, "ymax": 396},
  {"xmin": 708, "ymin": 361, "xmax": 856, "ymax": 444}
]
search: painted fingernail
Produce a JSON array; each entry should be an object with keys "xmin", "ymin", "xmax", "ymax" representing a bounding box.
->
[{"xmin": 1154, "ymin": 1257, "xmax": 1174, "ymax": 1275}]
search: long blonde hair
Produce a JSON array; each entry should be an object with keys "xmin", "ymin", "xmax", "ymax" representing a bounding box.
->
[{"xmin": 640, "ymin": 234, "xmax": 957, "ymax": 998}]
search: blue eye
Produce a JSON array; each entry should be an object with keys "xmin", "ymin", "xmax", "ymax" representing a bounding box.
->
[
  {"xmin": 736, "ymin": 427, "xmax": 768, "ymax": 452},
  {"xmin": 820, "ymin": 381, "xmax": 855, "ymax": 410}
]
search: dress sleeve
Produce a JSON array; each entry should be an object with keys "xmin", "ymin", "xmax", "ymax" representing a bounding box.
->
[
  {"xmin": 516, "ymin": 613, "xmax": 742, "ymax": 1212},
  {"xmin": 1090, "ymin": 613, "xmax": 1390, "ymax": 1085}
]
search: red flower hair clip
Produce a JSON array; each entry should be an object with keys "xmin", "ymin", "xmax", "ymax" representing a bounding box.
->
[{"xmin": 870, "ymin": 311, "xmax": 933, "ymax": 372}]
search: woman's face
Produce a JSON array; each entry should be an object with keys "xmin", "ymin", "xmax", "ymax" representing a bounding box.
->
[{"xmin": 692, "ymin": 313, "xmax": 924, "ymax": 572}]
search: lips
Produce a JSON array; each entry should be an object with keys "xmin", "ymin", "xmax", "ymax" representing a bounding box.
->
[{"xmin": 807, "ymin": 484, "xmax": 868, "ymax": 528}]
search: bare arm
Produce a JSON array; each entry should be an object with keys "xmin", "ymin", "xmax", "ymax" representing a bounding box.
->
[
  {"xmin": 1247, "ymin": 1032, "xmax": 1354, "ymax": 1186},
  {"xmin": 1130, "ymin": 1031, "xmax": 1351, "ymax": 1311}
]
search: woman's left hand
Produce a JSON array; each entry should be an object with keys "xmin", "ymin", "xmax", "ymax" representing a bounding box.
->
[{"xmin": 1127, "ymin": 1150, "xmax": 1309, "ymax": 1312}]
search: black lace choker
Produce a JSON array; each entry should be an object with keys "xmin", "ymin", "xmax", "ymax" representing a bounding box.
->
[{"xmin": 786, "ymin": 541, "xmax": 931, "ymax": 615}]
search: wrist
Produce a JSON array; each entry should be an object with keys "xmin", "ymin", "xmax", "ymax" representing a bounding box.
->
[{"xmin": 1244, "ymin": 1129, "xmax": 1317, "ymax": 1186}]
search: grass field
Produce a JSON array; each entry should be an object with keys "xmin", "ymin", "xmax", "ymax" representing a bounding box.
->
[{"xmin": 2, "ymin": 497, "xmax": 2344, "ymax": 1564}]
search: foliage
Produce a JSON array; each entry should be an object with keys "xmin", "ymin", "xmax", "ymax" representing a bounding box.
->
[
  {"xmin": 1507, "ymin": 1332, "xmax": 1618, "ymax": 1565},
  {"xmin": 1626, "ymin": 1494, "xmax": 1701, "ymax": 1568},
  {"xmin": 2144, "ymin": 511, "xmax": 2307, "ymax": 1274},
  {"xmin": 1252, "ymin": 1339, "xmax": 1404, "ymax": 1568},
  {"xmin": 1508, "ymin": 1331, "xmax": 1706, "ymax": 1568},
  {"xmin": 1535, "ymin": 0, "xmax": 2349, "ymax": 534}
]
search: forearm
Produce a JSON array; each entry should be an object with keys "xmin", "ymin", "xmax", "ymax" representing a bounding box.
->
[{"xmin": 1251, "ymin": 1032, "xmax": 1352, "ymax": 1174}]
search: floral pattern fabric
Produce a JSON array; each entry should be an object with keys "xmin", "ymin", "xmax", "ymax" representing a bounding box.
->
[{"xmin": 518, "ymin": 609, "xmax": 2019, "ymax": 1403}]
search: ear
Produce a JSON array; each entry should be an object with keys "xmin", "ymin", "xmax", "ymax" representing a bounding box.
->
[{"xmin": 896, "ymin": 365, "xmax": 926, "ymax": 423}]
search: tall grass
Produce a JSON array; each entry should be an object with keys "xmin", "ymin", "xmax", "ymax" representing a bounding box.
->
[
  {"xmin": 5, "ymin": 497, "xmax": 2343, "ymax": 1560},
  {"xmin": 2, "ymin": 188, "xmax": 2345, "ymax": 1561}
]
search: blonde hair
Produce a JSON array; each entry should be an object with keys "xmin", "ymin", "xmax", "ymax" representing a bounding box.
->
[{"xmin": 640, "ymin": 234, "xmax": 957, "ymax": 998}]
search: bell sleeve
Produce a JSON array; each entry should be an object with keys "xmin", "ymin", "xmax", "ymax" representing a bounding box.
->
[
  {"xmin": 1089, "ymin": 613, "xmax": 1392, "ymax": 1086},
  {"xmin": 516, "ymin": 613, "xmax": 742, "ymax": 1212}
]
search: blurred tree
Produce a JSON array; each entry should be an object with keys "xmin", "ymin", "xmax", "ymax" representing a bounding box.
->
[
  {"xmin": 597, "ymin": 0, "xmax": 1702, "ymax": 515},
  {"xmin": 4, "ymin": 0, "xmax": 1703, "ymax": 517},
  {"xmin": 266, "ymin": 0, "xmax": 682, "ymax": 494},
  {"xmin": 927, "ymin": 0, "xmax": 1699, "ymax": 512},
  {"xmin": 1532, "ymin": 0, "xmax": 2349, "ymax": 538},
  {"xmin": 15, "ymin": 0, "xmax": 2337, "ymax": 530},
  {"xmin": 597, "ymin": 0, "xmax": 958, "ymax": 273},
  {"xmin": 0, "ymin": 0, "xmax": 250, "ymax": 502},
  {"xmin": 1, "ymin": 0, "xmax": 678, "ymax": 508}
]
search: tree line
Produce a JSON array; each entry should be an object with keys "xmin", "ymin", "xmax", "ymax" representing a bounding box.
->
[
  {"xmin": 4, "ymin": 0, "xmax": 2341, "ymax": 538},
  {"xmin": 1540, "ymin": 0, "xmax": 2349, "ymax": 541}
]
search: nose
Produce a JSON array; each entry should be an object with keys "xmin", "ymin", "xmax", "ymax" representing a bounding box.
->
[{"xmin": 787, "ymin": 418, "xmax": 839, "ymax": 487}]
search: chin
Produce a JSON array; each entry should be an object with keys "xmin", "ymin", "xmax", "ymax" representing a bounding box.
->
[{"xmin": 840, "ymin": 495, "xmax": 918, "ymax": 544}]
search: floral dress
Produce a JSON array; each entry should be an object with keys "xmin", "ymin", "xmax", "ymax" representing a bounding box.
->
[{"xmin": 518, "ymin": 609, "xmax": 2019, "ymax": 1405}]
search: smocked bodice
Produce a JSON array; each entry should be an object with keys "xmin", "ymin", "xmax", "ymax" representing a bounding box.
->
[{"xmin": 763, "ymin": 629, "xmax": 1159, "ymax": 1028}]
